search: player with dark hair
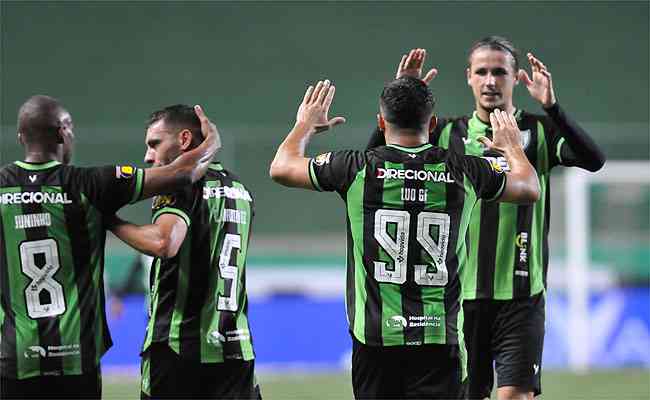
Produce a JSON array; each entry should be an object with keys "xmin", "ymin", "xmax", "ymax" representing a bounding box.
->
[
  {"xmin": 270, "ymin": 77, "xmax": 540, "ymax": 399},
  {"xmin": 367, "ymin": 39, "xmax": 606, "ymax": 400},
  {"xmin": 0, "ymin": 95, "xmax": 219, "ymax": 399},
  {"xmin": 108, "ymin": 104, "xmax": 260, "ymax": 399}
]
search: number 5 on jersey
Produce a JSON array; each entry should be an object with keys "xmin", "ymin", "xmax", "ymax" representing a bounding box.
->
[
  {"xmin": 374, "ymin": 209, "xmax": 450, "ymax": 286},
  {"xmin": 217, "ymin": 233, "xmax": 240, "ymax": 312}
]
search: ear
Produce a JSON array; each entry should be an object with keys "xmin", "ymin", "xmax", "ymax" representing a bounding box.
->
[
  {"xmin": 17, "ymin": 132, "xmax": 23, "ymax": 145},
  {"xmin": 428, "ymin": 115, "xmax": 437, "ymax": 133},
  {"xmin": 466, "ymin": 67, "xmax": 472, "ymax": 85},
  {"xmin": 56, "ymin": 126, "xmax": 66, "ymax": 144},
  {"xmin": 377, "ymin": 113, "xmax": 386, "ymax": 131},
  {"xmin": 178, "ymin": 129, "xmax": 193, "ymax": 150}
]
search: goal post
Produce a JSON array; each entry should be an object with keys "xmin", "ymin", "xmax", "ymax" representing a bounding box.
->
[{"xmin": 565, "ymin": 161, "xmax": 650, "ymax": 372}]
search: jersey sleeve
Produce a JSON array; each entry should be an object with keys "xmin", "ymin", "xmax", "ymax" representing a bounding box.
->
[
  {"xmin": 539, "ymin": 116, "xmax": 565, "ymax": 170},
  {"xmin": 150, "ymin": 185, "xmax": 194, "ymax": 227},
  {"xmin": 78, "ymin": 165, "xmax": 145, "ymax": 215},
  {"xmin": 459, "ymin": 154, "xmax": 507, "ymax": 201},
  {"xmin": 542, "ymin": 104, "xmax": 605, "ymax": 171},
  {"xmin": 308, "ymin": 150, "xmax": 365, "ymax": 195}
]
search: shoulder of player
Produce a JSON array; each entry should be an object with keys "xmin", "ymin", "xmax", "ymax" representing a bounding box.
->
[
  {"xmin": 438, "ymin": 115, "xmax": 470, "ymax": 129},
  {"xmin": 443, "ymin": 149, "xmax": 488, "ymax": 175},
  {"xmin": 202, "ymin": 168, "xmax": 254, "ymax": 201},
  {"xmin": 205, "ymin": 167, "xmax": 250, "ymax": 189},
  {"xmin": 518, "ymin": 109, "xmax": 550, "ymax": 126},
  {"xmin": 0, "ymin": 163, "xmax": 16, "ymax": 184}
]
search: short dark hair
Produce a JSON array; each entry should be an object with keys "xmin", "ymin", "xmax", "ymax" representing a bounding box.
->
[
  {"xmin": 147, "ymin": 104, "xmax": 202, "ymax": 146},
  {"xmin": 468, "ymin": 36, "xmax": 520, "ymax": 72},
  {"xmin": 379, "ymin": 76, "xmax": 435, "ymax": 130},
  {"xmin": 17, "ymin": 95, "xmax": 65, "ymax": 141}
]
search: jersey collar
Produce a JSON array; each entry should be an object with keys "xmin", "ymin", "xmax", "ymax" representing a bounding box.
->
[
  {"xmin": 468, "ymin": 109, "xmax": 523, "ymax": 136},
  {"xmin": 14, "ymin": 160, "xmax": 61, "ymax": 170},
  {"xmin": 208, "ymin": 161, "xmax": 224, "ymax": 171},
  {"xmin": 386, "ymin": 143, "xmax": 433, "ymax": 153}
]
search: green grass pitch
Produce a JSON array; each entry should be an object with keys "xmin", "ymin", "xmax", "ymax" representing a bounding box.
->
[{"xmin": 103, "ymin": 370, "xmax": 649, "ymax": 399}]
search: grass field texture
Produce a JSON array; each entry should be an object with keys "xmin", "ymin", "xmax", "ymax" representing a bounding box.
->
[{"xmin": 104, "ymin": 369, "xmax": 649, "ymax": 399}]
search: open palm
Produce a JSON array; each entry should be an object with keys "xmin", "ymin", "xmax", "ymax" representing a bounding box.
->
[{"xmin": 518, "ymin": 52, "xmax": 556, "ymax": 108}]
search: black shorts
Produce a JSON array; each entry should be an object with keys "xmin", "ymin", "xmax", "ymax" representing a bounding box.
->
[
  {"xmin": 140, "ymin": 343, "xmax": 261, "ymax": 399},
  {"xmin": 0, "ymin": 365, "xmax": 101, "ymax": 399},
  {"xmin": 463, "ymin": 292, "xmax": 545, "ymax": 399},
  {"xmin": 351, "ymin": 335, "xmax": 466, "ymax": 399}
]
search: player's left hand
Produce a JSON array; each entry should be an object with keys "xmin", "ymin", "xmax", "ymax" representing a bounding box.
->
[
  {"xmin": 296, "ymin": 80, "xmax": 346, "ymax": 134},
  {"xmin": 518, "ymin": 52, "xmax": 556, "ymax": 108}
]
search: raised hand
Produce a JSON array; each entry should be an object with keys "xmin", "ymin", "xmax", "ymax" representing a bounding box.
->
[
  {"xmin": 396, "ymin": 48, "xmax": 438, "ymax": 85},
  {"xmin": 478, "ymin": 109, "xmax": 523, "ymax": 155},
  {"xmin": 296, "ymin": 80, "xmax": 346, "ymax": 133},
  {"xmin": 194, "ymin": 105, "xmax": 221, "ymax": 156},
  {"xmin": 518, "ymin": 52, "xmax": 556, "ymax": 108}
]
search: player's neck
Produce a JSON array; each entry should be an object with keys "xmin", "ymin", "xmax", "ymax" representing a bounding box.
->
[
  {"xmin": 384, "ymin": 129, "xmax": 429, "ymax": 148},
  {"xmin": 23, "ymin": 147, "xmax": 63, "ymax": 163},
  {"xmin": 475, "ymin": 103, "xmax": 517, "ymax": 124}
]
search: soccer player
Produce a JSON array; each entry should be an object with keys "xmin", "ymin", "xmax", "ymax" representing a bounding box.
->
[
  {"xmin": 270, "ymin": 77, "xmax": 540, "ymax": 399},
  {"xmin": 107, "ymin": 105, "xmax": 259, "ymax": 399},
  {"xmin": 0, "ymin": 95, "xmax": 219, "ymax": 399},
  {"xmin": 367, "ymin": 40, "xmax": 606, "ymax": 400}
]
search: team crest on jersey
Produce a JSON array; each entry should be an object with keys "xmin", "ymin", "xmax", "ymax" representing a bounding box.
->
[
  {"xmin": 520, "ymin": 129, "xmax": 531, "ymax": 150},
  {"xmin": 152, "ymin": 194, "xmax": 175, "ymax": 209},
  {"xmin": 313, "ymin": 152, "xmax": 331, "ymax": 166},
  {"xmin": 115, "ymin": 165, "xmax": 135, "ymax": 179}
]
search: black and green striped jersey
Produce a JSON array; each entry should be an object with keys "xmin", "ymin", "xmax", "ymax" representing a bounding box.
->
[
  {"xmin": 309, "ymin": 144, "xmax": 506, "ymax": 347},
  {"xmin": 435, "ymin": 110, "xmax": 569, "ymax": 300},
  {"xmin": 0, "ymin": 160, "xmax": 144, "ymax": 379},
  {"xmin": 142, "ymin": 162, "xmax": 254, "ymax": 363}
]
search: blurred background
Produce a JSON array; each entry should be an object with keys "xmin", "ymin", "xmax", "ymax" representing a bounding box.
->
[{"xmin": 2, "ymin": 1, "xmax": 648, "ymax": 398}]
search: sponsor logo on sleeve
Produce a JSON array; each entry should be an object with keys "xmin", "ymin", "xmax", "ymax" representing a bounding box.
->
[
  {"xmin": 313, "ymin": 152, "xmax": 332, "ymax": 166},
  {"xmin": 520, "ymin": 129, "xmax": 531, "ymax": 150},
  {"xmin": 482, "ymin": 156, "xmax": 510, "ymax": 173},
  {"xmin": 115, "ymin": 165, "xmax": 135, "ymax": 179},
  {"xmin": 152, "ymin": 195, "xmax": 176, "ymax": 209}
]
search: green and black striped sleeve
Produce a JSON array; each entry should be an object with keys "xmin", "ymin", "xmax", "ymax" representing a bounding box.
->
[
  {"xmin": 151, "ymin": 187, "xmax": 193, "ymax": 227},
  {"xmin": 309, "ymin": 150, "xmax": 365, "ymax": 194},
  {"xmin": 76, "ymin": 165, "xmax": 145, "ymax": 214},
  {"xmin": 456, "ymin": 154, "xmax": 507, "ymax": 201}
]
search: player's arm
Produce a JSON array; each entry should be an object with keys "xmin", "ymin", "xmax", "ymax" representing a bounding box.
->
[
  {"xmin": 108, "ymin": 214, "xmax": 188, "ymax": 259},
  {"xmin": 478, "ymin": 109, "xmax": 540, "ymax": 204},
  {"xmin": 269, "ymin": 79, "xmax": 346, "ymax": 189},
  {"xmin": 367, "ymin": 49, "xmax": 439, "ymax": 150},
  {"xmin": 140, "ymin": 105, "xmax": 222, "ymax": 199},
  {"xmin": 519, "ymin": 52, "xmax": 605, "ymax": 171}
]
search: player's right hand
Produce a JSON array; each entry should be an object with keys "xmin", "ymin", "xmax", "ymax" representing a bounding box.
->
[
  {"xmin": 296, "ymin": 80, "xmax": 346, "ymax": 134},
  {"xmin": 396, "ymin": 48, "xmax": 438, "ymax": 85},
  {"xmin": 478, "ymin": 109, "xmax": 523, "ymax": 155}
]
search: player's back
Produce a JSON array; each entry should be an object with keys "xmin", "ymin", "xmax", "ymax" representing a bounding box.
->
[
  {"xmin": 0, "ymin": 160, "xmax": 145, "ymax": 379},
  {"xmin": 143, "ymin": 162, "xmax": 255, "ymax": 363},
  {"xmin": 310, "ymin": 143, "xmax": 505, "ymax": 347}
]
